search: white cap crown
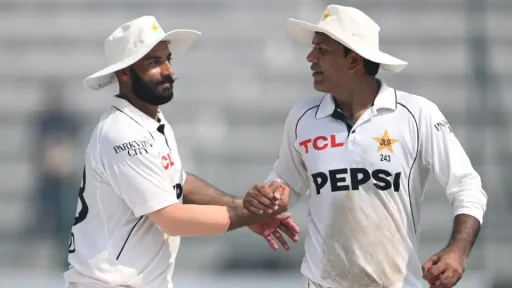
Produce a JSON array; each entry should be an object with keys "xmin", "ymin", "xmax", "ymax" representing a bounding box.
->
[
  {"xmin": 105, "ymin": 16, "xmax": 165, "ymax": 65},
  {"xmin": 318, "ymin": 5, "xmax": 380, "ymax": 50}
]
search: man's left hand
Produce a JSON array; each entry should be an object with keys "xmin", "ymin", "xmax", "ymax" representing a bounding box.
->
[
  {"xmin": 422, "ymin": 247, "xmax": 467, "ymax": 288},
  {"xmin": 248, "ymin": 213, "xmax": 300, "ymax": 250}
]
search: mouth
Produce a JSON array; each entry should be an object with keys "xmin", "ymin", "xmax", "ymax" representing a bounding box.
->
[
  {"xmin": 312, "ymin": 71, "xmax": 324, "ymax": 78},
  {"xmin": 158, "ymin": 82, "xmax": 172, "ymax": 88}
]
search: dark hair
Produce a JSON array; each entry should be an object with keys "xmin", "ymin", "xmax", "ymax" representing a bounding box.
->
[{"xmin": 343, "ymin": 46, "xmax": 380, "ymax": 77}]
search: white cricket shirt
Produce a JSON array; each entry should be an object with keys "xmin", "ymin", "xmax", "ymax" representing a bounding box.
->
[
  {"xmin": 267, "ymin": 81, "xmax": 487, "ymax": 288},
  {"xmin": 64, "ymin": 97, "xmax": 185, "ymax": 288}
]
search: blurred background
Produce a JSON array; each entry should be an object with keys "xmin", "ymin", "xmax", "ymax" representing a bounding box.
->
[{"xmin": 0, "ymin": 0, "xmax": 510, "ymax": 287}]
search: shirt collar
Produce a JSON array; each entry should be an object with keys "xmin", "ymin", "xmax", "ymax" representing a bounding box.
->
[
  {"xmin": 315, "ymin": 80, "xmax": 397, "ymax": 119},
  {"xmin": 111, "ymin": 96, "xmax": 163, "ymax": 132}
]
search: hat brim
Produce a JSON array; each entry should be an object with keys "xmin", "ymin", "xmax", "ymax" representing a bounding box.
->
[
  {"xmin": 286, "ymin": 19, "xmax": 407, "ymax": 73},
  {"xmin": 84, "ymin": 29, "xmax": 201, "ymax": 90}
]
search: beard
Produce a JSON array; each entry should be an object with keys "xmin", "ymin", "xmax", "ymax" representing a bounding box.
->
[{"xmin": 130, "ymin": 67, "xmax": 175, "ymax": 106}]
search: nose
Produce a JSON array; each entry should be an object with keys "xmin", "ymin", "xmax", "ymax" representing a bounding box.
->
[
  {"xmin": 161, "ymin": 60, "xmax": 174, "ymax": 76},
  {"xmin": 306, "ymin": 48, "xmax": 318, "ymax": 63}
]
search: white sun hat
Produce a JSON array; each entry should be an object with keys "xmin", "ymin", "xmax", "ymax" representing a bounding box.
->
[
  {"xmin": 287, "ymin": 5, "xmax": 407, "ymax": 72},
  {"xmin": 83, "ymin": 16, "xmax": 201, "ymax": 90}
]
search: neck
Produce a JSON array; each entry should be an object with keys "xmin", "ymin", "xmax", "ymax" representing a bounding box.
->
[
  {"xmin": 118, "ymin": 90, "xmax": 159, "ymax": 121},
  {"xmin": 332, "ymin": 77, "xmax": 379, "ymax": 122}
]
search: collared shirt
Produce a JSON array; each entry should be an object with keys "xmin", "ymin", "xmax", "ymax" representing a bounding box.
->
[
  {"xmin": 64, "ymin": 97, "xmax": 185, "ymax": 288},
  {"xmin": 266, "ymin": 81, "xmax": 487, "ymax": 288}
]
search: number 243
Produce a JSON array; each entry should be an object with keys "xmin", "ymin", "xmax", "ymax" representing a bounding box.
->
[{"xmin": 380, "ymin": 154, "xmax": 391, "ymax": 162}]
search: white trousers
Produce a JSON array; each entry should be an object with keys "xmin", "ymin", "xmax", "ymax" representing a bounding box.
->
[
  {"xmin": 302, "ymin": 277, "xmax": 328, "ymax": 288},
  {"xmin": 301, "ymin": 276, "xmax": 407, "ymax": 288}
]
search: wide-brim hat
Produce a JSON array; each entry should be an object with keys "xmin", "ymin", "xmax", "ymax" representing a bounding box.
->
[
  {"xmin": 84, "ymin": 16, "xmax": 201, "ymax": 90},
  {"xmin": 287, "ymin": 5, "xmax": 407, "ymax": 72}
]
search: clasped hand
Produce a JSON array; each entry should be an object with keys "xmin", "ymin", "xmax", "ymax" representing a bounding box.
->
[{"xmin": 244, "ymin": 181, "xmax": 298, "ymax": 251}]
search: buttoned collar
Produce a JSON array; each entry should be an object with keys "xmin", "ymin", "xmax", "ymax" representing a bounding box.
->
[
  {"xmin": 315, "ymin": 80, "xmax": 397, "ymax": 119},
  {"xmin": 111, "ymin": 96, "xmax": 165, "ymax": 132}
]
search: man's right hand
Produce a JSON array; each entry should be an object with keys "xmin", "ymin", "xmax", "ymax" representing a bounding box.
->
[{"xmin": 243, "ymin": 181, "xmax": 289, "ymax": 215}]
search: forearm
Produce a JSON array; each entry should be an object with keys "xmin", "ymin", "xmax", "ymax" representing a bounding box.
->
[
  {"xmin": 148, "ymin": 204, "xmax": 231, "ymax": 236},
  {"xmin": 149, "ymin": 202, "xmax": 271, "ymax": 236},
  {"xmin": 226, "ymin": 200, "xmax": 272, "ymax": 231},
  {"xmin": 183, "ymin": 172, "xmax": 238, "ymax": 207},
  {"xmin": 182, "ymin": 173, "xmax": 274, "ymax": 230},
  {"xmin": 446, "ymin": 214, "xmax": 481, "ymax": 257}
]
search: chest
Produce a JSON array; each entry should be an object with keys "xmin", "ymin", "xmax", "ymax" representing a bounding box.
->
[
  {"xmin": 295, "ymin": 110, "xmax": 418, "ymax": 183},
  {"xmin": 152, "ymin": 124, "xmax": 184, "ymax": 188}
]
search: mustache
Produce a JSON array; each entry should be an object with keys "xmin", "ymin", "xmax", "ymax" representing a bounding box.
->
[{"xmin": 155, "ymin": 75, "xmax": 176, "ymax": 86}]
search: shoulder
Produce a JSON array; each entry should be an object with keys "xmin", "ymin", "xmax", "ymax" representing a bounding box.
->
[
  {"xmin": 286, "ymin": 95, "xmax": 324, "ymax": 122},
  {"xmin": 92, "ymin": 107, "xmax": 156, "ymax": 158},
  {"xmin": 394, "ymin": 89, "xmax": 443, "ymax": 120}
]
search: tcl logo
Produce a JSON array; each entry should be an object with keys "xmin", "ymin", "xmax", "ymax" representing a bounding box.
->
[
  {"xmin": 162, "ymin": 153, "xmax": 174, "ymax": 170},
  {"xmin": 298, "ymin": 134, "xmax": 344, "ymax": 154}
]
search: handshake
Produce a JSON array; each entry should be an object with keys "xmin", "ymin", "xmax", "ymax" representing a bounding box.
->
[
  {"xmin": 242, "ymin": 181, "xmax": 298, "ymax": 251},
  {"xmin": 243, "ymin": 181, "xmax": 291, "ymax": 216}
]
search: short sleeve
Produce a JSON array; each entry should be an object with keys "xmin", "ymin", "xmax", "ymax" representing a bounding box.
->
[{"xmin": 100, "ymin": 131, "xmax": 178, "ymax": 217}]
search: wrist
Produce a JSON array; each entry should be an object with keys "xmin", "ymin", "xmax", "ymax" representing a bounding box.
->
[
  {"xmin": 229, "ymin": 197, "xmax": 243, "ymax": 209},
  {"xmin": 445, "ymin": 243, "xmax": 469, "ymax": 259},
  {"xmin": 227, "ymin": 204, "xmax": 270, "ymax": 231}
]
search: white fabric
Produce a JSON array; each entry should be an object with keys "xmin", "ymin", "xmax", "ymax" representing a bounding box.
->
[
  {"xmin": 266, "ymin": 81, "xmax": 487, "ymax": 287},
  {"xmin": 287, "ymin": 5, "xmax": 407, "ymax": 72},
  {"xmin": 83, "ymin": 16, "xmax": 200, "ymax": 90},
  {"xmin": 64, "ymin": 97, "xmax": 186, "ymax": 288}
]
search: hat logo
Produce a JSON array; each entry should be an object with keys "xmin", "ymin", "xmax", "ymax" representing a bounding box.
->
[
  {"xmin": 321, "ymin": 9, "xmax": 331, "ymax": 21},
  {"xmin": 151, "ymin": 21, "xmax": 160, "ymax": 32}
]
